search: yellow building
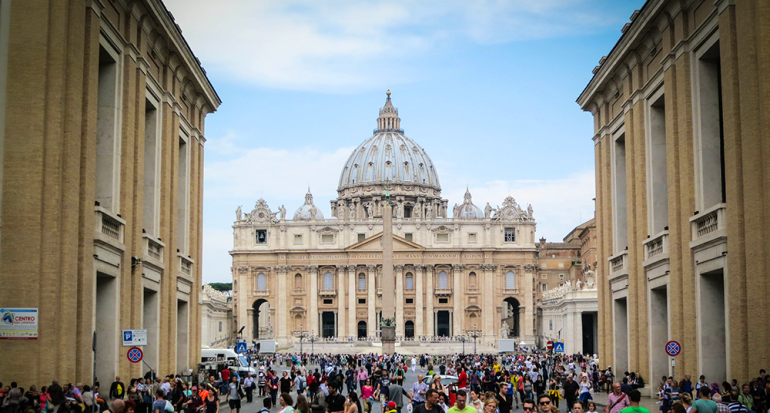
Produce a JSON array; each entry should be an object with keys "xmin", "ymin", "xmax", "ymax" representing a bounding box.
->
[
  {"xmin": 0, "ymin": 0, "xmax": 219, "ymax": 386},
  {"xmin": 577, "ymin": 0, "xmax": 768, "ymax": 388}
]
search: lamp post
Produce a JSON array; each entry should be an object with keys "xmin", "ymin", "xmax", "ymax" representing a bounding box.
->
[
  {"xmin": 465, "ymin": 324, "xmax": 483, "ymax": 355},
  {"xmin": 293, "ymin": 325, "xmax": 310, "ymax": 355},
  {"xmin": 459, "ymin": 335, "xmax": 467, "ymax": 355},
  {"xmin": 309, "ymin": 330, "xmax": 318, "ymax": 355}
]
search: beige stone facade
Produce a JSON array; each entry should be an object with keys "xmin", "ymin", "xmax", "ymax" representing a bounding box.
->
[
  {"xmin": 201, "ymin": 285, "xmax": 234, "ymax": 348},
  {"xmin": 232, "ymin": 95, "xmax": 538, "ymax": 346},
  {"xmin": 0, "ymin": 0, "xmax": 219, "ymax": 386},
  {"xmin": 577, "ymin": 0, "xmax": 768, "ymax": 388},
  {"xmin": 536, "ymin": 218, "xmax": 598, "ymax": 354}
]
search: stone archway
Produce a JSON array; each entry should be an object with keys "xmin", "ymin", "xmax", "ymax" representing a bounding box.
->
[
  {"xmin": 502, "ymin": 297, "xmax": 520, "ymax": 337},
  {"xmin": 252, "ymin": 299, "xmax": 270, "ymax": 339}
]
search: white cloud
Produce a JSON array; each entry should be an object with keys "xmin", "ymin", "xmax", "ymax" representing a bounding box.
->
[{"xmin": 164, "ymin": 0, "xmax": 625, "ymax": 92}]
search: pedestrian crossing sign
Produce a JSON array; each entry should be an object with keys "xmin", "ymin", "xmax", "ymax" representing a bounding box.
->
[
  {"xmin": 554, "ymin": 341, "xmax": 565, "ymax": 353},
  {"xmin": 236, "ymin": 342, "xmax": 247, "ymax": 354}
]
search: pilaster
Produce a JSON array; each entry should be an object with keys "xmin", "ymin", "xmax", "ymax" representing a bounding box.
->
[
  {"xmin": 482, "ymin": 263, "xmax": 496, "ymax": 340},
  {"xmin": 425, "ymin": 264, "xmax": 434, "ymax": 336},
  {"xmin": 414, "ymin": 264, "xmax": 424, "ymax": 336},
  {"xmin": 348, "ymin": 265, "xmax": 357, "ymax": 337},
  {"xmin": 276, "ymin": 266, "xmax": 289, "ymax": 341},
  {"xmin": 395, "ymin": 264, "xmax": 404, "ymax": 337},
  {"xmin": 452, "ymin": 264, "xmax": 463, "ymax": 338},
  {"xmin": 307, "ymin": 265, "xmax": 319, "ymax": 334},
  {"xmin": 367, "ymin": 265, "xmax": 377, "ymax": 337},
  {"xmin": 337, "ymin": 265, "xmax": 346, "ymax": 337}
]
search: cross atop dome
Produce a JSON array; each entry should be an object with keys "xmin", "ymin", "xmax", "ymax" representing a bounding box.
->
[{"xmin": 376, "ymin": 89, "xmax": 402, "ymax": 133}]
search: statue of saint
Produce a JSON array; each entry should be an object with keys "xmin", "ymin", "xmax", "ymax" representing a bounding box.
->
[
  {"xmin": 236, "ymin": 205, "xmax": 242, "ymax": 221},
  {"xmin": 527, "ymin": 204, "xmax": 533, "ymax": 217},
  {"xmin": 485, "ymin": 203, "xmax": 492, "ymax": 219},
  {"xmin": 413, "ymin": 205, "xmax": 420, "ymax": 218},
  {"xmin": 501, "ymin": 321, "xmax": 509, "ymax": 338},
  {"xmin": 453, "ymin": 203, "xmax": 460, "ymax": 218},
  {"xmin": 279, "ymin": 205, "xmax": 286, "ymax": 220},
  {"xmin": 366, "ymin": 202, "xmax": 374, "ymax": 218},
  {"xmin": 309, "ymin": 205, "xmax": 318, "ymax": 219},
  {"xmin": 426, "ymin": 204, "xmax": 433, "ymax": 219}
]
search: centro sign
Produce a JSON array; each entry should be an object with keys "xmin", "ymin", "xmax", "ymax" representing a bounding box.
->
[{"xmin": 0, "ymin": 308, "xmax": 39, "ymax": 340}]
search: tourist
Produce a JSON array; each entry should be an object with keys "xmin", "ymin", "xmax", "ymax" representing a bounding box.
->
[
  {"xmin": 691, "ymin": 387, "xmax": 718, "ymax": 413},
  {"xmin": 604, "ymin": 384, "xmax": 629, "ymax": 413},
  {"xmin": 416, "ymin": 389, "xmax": 442, "ymax": 413},
  {"xmin": 620, "ymin": 390, "xmax": 649, "ymax": 413},
  {"xmin": 448, "ymin": 390, "xmax": 476, "ymax": 413},
  {"xmin": 279, "ymin": 393, "xmax": 295, "ymax": 413},
  {"xmin": 469, "ymin": 390, "xmax": 484, "ymax": 413}
]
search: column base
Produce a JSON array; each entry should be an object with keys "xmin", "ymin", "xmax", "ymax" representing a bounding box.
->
[{"xmin": 381, "ymin": 326, "xmax": 396, "ymax": 354}]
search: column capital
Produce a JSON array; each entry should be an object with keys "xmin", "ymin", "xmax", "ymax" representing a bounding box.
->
[
  {"xmin": 480, "ymin": 263, "xmax": 497, "ymax": 271},
  {"xmin": 413, "ymin": 264, "xmax": 424, "ymax": 271},
  {"xmin": 275, "ymin": 265, "xmax": 290, "ymax": 274},
  {"xmin": 346, "ymin": 264, "xmax": 358, "ymax": 272},
  {"xmin": 452, "ymin": 264, "xmax": 465, "ymax": 271},
  {"xmin": 366, "ymin": 265, "xmax": 377, "ymax": 272},
  {"xmin": 394, "ymin": 264, "xmax": 405, "ymax": 271},
  {"xmin": 425, "ymin": 264, "xmax": 435, "ymax": 271},
  {"xmin": 306, "ymin": 265, "xmax": 318, "ymax": 274},
  {"xmin": 336, "ymin": 264, "xmax": 346, "ymax": 271}
]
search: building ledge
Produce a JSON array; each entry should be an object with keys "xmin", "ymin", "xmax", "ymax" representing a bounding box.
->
[
  {"xmin": 642, "ymin": 230, "xmax": 669, "ymax": 269},
  {"xmin": 608, "ymin": 251, "xmax": 628, "ymax": 282},
  {"xmin": 689, "ymin": 204, "xmax": 727, "ymax": 252}
]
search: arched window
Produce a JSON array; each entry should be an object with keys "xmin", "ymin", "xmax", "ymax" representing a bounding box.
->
[
  {"xmin": 294, "ymin": 274, "xmax": 302, "ymax": 290},
  {"xmin": 468, "ymin": 272, "xmax": 477, "ymax": 289},
  {"xmin": 257, "ymin": 273, "xmax": 267, "ymax": 291},
  {"xmin": 505, "ymin": 271, "xmax": 516, "ymax": 289},
  {"xmin": 323, "ymin": 272, "xmax": 334, "ymax": 290},
  {"xmin": 357, "ymin": 274, "xmax": 366, "ymax": 290},
  {"xmin": 438, "ymin": 271, "xmax": 448, "ymax": 289},
  {"xmin": 405, "ymin": 273, "xmax": 414, "ymax": 290}
]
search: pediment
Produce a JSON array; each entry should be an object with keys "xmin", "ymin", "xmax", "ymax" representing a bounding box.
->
[{"xmin": 346, "ymin": 232, "xmax": 425, "ymax": 251}]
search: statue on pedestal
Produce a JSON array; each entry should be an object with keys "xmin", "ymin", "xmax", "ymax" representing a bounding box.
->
[
  {"xmin": 501, "ymin": 321, "xmax": 509, "ymax": 338},
  {"xmin": 279, "ymin": 205, "xmax": 286, "ymax": 220},
  {"xmin": 236, "ymin": 206, "xmax": 242, "ymax": 221}
]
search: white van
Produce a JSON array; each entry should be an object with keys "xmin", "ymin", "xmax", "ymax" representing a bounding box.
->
[{"xmin": 200, "ymin": 348, "xmax": 256, "ymax": 376}]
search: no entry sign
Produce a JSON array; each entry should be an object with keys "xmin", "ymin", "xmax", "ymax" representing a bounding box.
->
[
  {"xmin": 665, "ymin": 340, "xmax": 681, "ymax": 357},
  {"xmin": 547, "ymin": 340, "xmax": 554, "ymax": 350},
  {"xmin": 127, "ymin": 346, "xmax": 143, "ymax": 363}
]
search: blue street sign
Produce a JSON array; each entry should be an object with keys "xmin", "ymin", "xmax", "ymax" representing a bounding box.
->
[
  {"xmin": 236, "ymin": 342, "xmax": 247, "ymax": 354},
  {"xmin": 554, "ymin": 341, "xmax": 565, "ymax": 353},
  {"xmin": 124, "ymin": 331, "xmax": 132, "ymax": 342}
]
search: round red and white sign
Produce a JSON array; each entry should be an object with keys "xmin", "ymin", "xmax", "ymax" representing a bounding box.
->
[
  {"xmin": 546, "ymin": 340, "xmax": 554, "ymax": 350},
  {"xmin": 127, "ymin": 346, "xmax": 143, "ymax": 363}
]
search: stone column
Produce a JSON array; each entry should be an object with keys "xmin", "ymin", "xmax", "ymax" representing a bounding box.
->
[
  {"xmin": 452, "ymin": 264, "xmax": 463, "ymax": 338},
  {"xmin": 482, "ymin": 264, "xmax": 496, "ymax": 342},
  {"xmin": 395, "ymin": 265, "xmax": 404, "ymax": 337},
  {"xmin": 524, "ymin": 264, "xmax": 535, "ymax": 341},
  {"xmin": 367, "ymin": 265, "xmax": 376, "ymax": 337},
  {"xmin": 307, "ymin": 265, "xmax": 319, "ymax": 335},
  {"xmin": 237, "ymin": 266, "xmax": 250, "ymax": 341},
  {"xmin": 337, "ymin": 265, "xmax": 346, "ymax": 338},
  {"xmin": 414, "ymin": 264, "xmax": 424, "ymax": 336},
  {"xmin": 276, "ymin": 266, "xmax": 289, "ymax": 343},
  {"xmin": 425, "ymin": 264, "xmax": 434, "ymax": 336},
  {"xmin": 348, "ymin": 265, "xmax": 357, "ymax": 337}
]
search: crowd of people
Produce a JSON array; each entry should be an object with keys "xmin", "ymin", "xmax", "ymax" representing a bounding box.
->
[{"xmin": 3, "ymin": 351, "xmax": 769, "ymax": 413}]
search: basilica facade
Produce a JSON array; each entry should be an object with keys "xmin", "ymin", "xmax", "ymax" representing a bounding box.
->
[{"xmin": 231, "ymin": 93, "xmax": 538, "ymax": 346}]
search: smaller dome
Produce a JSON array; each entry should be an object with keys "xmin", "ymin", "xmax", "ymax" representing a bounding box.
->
[
  {"xmin": 294, "ymin": 189, "xmax": 324, "ymax": 220},
  {"xmin": 454, "ymin": 188, "xmax": 484, "ymax": 219}
]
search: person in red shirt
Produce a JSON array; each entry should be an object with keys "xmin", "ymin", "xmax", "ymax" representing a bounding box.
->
[
  {"xmin": 458, "ymin": 368, "xmax": 468, "ymax": 392},
  {"xmin": 222, "ymin": 369, "xmax": 230, "ymax": 383}
]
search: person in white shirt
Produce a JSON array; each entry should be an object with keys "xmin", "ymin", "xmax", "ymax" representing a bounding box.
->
[{"xmin": 412, "ymin": 358, "xmax": 418, "ymax": 372}]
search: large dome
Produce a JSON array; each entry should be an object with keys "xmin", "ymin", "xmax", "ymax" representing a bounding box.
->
[
  {"xmin": 338, "ymin": 133, "xmax": 440, "ymax": 191},
  {"xmin": 338, "ymin": 92, "xmax": 440, "ymax": 192}
]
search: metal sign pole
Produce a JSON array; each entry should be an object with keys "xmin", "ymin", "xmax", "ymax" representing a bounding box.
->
[
  {"xmin": 92, "ymin": 332, "xmax": 97, "ymax": 387},
  {"xmin": 671, "ymin": 357, "xmax": 675, "ymax": 381}
]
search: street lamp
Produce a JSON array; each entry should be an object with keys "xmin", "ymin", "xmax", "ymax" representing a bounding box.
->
[
  {"xmin": 465, "ymin": 324, "xmax": 483, "ymax": 355},
  {"xmin": 458, "ymin": 335, "xmax": 468, "ymax": 355},
  {"xmin": 309, "ymin": 330, "xmax": 318, "ymax": 355},
  {"xmin": 293, "ymin": 325, "xmax": 310, "ymax": 355}
]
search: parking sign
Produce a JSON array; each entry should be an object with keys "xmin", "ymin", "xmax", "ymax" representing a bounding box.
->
[{"xmin": 122, "ymin": 329, "xmax": 147, "ymax": 346}]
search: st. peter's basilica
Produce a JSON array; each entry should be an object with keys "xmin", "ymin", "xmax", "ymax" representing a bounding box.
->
[{"xmin": 231, "ymin": 92, "xmax": 539, "ymax": 346}]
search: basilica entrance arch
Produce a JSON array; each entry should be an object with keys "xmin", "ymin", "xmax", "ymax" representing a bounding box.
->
[
  {"xmin": 502, "ymin": 297, "xmax": 520, "ymax": 337},
  {"xmin": 357, "ymin": 321, "xmax": 367, "ymax": 338},
  {"xmin": 252, "ymin": 299, "xmax": 271, "ymax": 339},
  {"xmin": 405, "ymin": 320, "xmax": 415, "ymax": 338}
]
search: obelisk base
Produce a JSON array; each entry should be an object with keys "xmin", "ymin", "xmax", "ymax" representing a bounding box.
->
[{"xmin": 381, "ymin": 325, "xmax": 396, "ymax": 354}]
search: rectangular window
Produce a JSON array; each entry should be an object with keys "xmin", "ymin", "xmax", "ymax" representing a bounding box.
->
[
  {"xmin": 468, "ymin": 233, "xmax": 477, "ymax": 243},
  {"xmin": 541, "ymin": 263, "xmax": 546, "ymax": 268},
  {"xmin": 404, "ymin": 233, "xmax": 413, "ymax": 242},
  {"xmin": 504, "ymin": 228, "xmax": 515, "ymax": 242},
  {"xmin": 558, "ymin": 263, "xmax": 564, "ymax": 268},
  {"xmin": 358, "ymin": 233, "xmax": 366, "ymax": 242},
  {"xmin": 96, "ymin": 44, "xmax": 120, "ymax": 212},
  {"xmin": 406, "ymin": 298, "xmax": 413, "ymax": 304},
  {"xmin": 177, "ymin": 135, "xmax": 190, "ymax": 254},
  {"xmin": 405, "ymin": 275, "xmax": 414, "ymax": 290},
  {"xmin": 647, "ymin": 90, "xmax": 669, "ymax": 233},
  {"xmin": 613, "ymin": 132, "xmax": 628, "ymax": 252},
  {"xmin": 436, "ymin": 233, "xmax": 449, "ymax": 243},
  {"xmin": 438, "ymin": 298, "xmax": 448, "ymax": 304},
  {"xmin": 542, "ymin": 284, "xmax": 547, "ymax": 292},
  {"xmin": 321, "ymin": 234, "xmax": 334, "ymax": 244},
  {"xmin": 323, "ymin": 299, "xmax": 333, "ymax": 305},
  {"xmin": 256, "ymin": 230, "xmax": 267, "ymax": 244},
  {"xmin": 143, "ymin": 98, "xmax": 160, "ymax": 236},
  {"xmin": 695, "ymin": 37, "xmax": 726, "ymax": 209},
  {"xmin": 358, "ymin": 275, "xmax": 366, "ymax": 290},
  {"xmin": 294, "ymin": 234, "xmax": 302, "ymax": 245},
  {"xmin": 358, "ymin": 298, "xmax": 366, "ymax": 304},
  {"xmin": 549, "ymin": 320, "xmax": 553, "ymax": 330},
  {"xmin": 218, "ymin": 321, "xmax": 222, "ymax": 332}
]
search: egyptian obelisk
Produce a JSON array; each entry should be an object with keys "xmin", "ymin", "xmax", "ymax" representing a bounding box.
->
[{"xmin": 381, "ymin": 188, "xmax": 397, "ymax": 354}]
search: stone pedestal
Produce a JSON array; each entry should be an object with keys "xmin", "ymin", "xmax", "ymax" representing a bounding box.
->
[{"xmin": 381, "ymin": 325, "xmax": 396, "ymax": 354}]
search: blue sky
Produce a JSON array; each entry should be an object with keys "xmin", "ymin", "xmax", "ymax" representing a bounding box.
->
[{"xmin": 164, "ymin": 0, "xmax": 646, "ymax": 283}]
